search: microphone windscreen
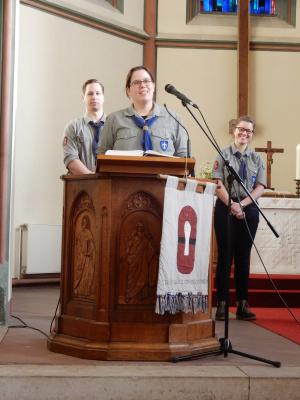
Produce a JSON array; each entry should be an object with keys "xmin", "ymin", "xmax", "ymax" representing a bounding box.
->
[{"xmin": 165, "ymin": 84, "xmax": 175, "ymax": 93}]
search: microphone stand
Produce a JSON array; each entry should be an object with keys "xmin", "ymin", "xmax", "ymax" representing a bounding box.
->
[
  {"xmin": 164, "ymin": 103, "xmax": 195, "ymax": 176},
  {"xmin": 171, "ymin": 100, "xmax": 281, "ymax": 368}
]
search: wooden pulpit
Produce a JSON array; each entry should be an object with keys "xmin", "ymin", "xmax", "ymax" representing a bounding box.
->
[{"xmin": 47, "ymin": 156, "xmax": 219, "ymax": 360}]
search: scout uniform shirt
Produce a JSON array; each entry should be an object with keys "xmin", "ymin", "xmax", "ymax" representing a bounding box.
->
[
  {"xmin": 97, "ymin": 103, "xmax": 187, "ymax": 157},
  {"xmin": 63, "ymin": 115, "xmax": 106, "ymax": 172},
  {"xmin": 213, "ymin": 143, "xmax": 266, "ymax": 198}
]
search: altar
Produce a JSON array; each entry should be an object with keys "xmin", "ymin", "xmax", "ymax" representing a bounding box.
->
[{"xmin": 250, "ymin": 196, "xmax": 300, "ymax": 275}]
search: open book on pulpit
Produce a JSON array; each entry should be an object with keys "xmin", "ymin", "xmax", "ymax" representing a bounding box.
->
[
  {"xmin": 105, "ymin": 149, "xmax": 178, "ymax": 158},
  {"xmin": 97, "ymin": 152, "xmax": 195, "ymax": 176}
]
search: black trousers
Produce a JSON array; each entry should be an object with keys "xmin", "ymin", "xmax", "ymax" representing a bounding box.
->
[{"xmin": 214, "ymin": 198, "xmax": 259, "ymax": 302}]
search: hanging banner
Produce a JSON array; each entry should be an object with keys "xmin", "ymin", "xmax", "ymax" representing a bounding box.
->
[{"xmin": 156, "ymin": 175, "xmax": 216, "ymax": 315}]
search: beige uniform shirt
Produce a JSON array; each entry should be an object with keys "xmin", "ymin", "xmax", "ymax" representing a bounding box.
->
[
  {"xmin": 213, "ymin": 143, "xmax": 266, "ymax": 198},
  {"xmin": 98, "ymin": 103, "xmax": 188, "ymax": 157}
]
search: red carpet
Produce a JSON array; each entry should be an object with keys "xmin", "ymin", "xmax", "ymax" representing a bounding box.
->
[{"xmin": 251, "ymin": 308, "xmax": 300, "ymax": 345}]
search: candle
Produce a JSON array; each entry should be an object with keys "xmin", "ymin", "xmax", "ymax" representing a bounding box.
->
[{"xmin": 296, "ymin": 144, "xmax": 300, "ymax": 180}]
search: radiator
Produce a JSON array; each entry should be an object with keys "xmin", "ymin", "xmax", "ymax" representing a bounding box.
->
[{"xmin": 19, "ymin": 224, "xmax": 62, "ymax": 275}]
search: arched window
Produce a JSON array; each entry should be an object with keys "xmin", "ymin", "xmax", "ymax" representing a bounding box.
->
[{"xmin": 187, "ymin": 0, "xmax": 296, "ymax": 26}]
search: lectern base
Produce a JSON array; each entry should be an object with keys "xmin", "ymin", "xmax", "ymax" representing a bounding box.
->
[{"xmin": 47, "ymin": 334, "xmax": 219, "ymax": 361}]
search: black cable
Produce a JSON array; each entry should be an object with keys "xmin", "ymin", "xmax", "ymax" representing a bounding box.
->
[
  {"xmin": 9, "ymin": 314, "xmax": 49, "ymax": 338},
  {"xmin": 7, "ymin": 294, "xmax": 62, "ymax": 339},
  {"xmin": 49, "ymin": 295, "xmax": 61, "ymax": 334},
  {"xmin": 195, "ymin": 107, "xmax": 223, "ymax": 155},
  {"xmin": 164, "ymin": 103, "xmax": 195, "ymax": 177}
]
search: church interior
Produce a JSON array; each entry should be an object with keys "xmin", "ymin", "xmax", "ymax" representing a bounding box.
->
[{"xmin": 0, "ymin": 0, "xmax": 300, "ymax": 399}]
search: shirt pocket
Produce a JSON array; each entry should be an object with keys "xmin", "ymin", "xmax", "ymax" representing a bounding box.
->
[
  {"xmin": 114, "ymin": 128, "xmax": 138, "ymax": 149},
  {"xmin": 116, "ymin": 128, "xmax": 138, "ymax": 141}
]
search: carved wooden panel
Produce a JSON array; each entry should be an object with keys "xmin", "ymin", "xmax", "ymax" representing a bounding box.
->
[
  {"xmin": 70, "ymin": 191, "xmax": 97, "ymax": 301},
  {"xmin": 117, "ymin": 191, "xmax": 161, "ymax": 306},
  {"xmin": 48, "ymin": 173, "xmax": 218, "ymax": 361}
]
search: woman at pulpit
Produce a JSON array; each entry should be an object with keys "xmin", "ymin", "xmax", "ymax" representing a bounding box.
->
[
  {"xmin": 97, "ymin": 66, "xmax": 187, "ymax": 157},
  {"xmin": 213, "ymin": 115, "xmax": 266, "ymax": 322}
]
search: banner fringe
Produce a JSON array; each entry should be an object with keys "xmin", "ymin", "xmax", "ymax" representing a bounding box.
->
[{"xmin": 155, "ymin": 293, "xmax": 208, "ymax": 315}]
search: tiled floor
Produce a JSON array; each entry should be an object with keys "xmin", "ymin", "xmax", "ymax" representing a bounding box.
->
[{"xmin": 0, "ymin": 284, "xmax": 299, "ymax": 367}]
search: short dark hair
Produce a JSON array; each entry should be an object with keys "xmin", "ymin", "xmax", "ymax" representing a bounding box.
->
[
  {"xmin": 82, "ymin": 79, "xmax": 104, "ymax": 94},
  {"xmin": 235, "ymin": 115, "xmax": 256, "ymax": 131},
  {"xmin": 125, "ymin": 66, "xmax": 155, "ymax": 90}
]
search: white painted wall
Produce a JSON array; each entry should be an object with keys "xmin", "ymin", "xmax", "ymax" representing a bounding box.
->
[
  {"xmin": 156, "ymin": 0, "xmax": 300, "ymax": 192},
  {"xmin": 156, "ymin": 47, "xmax": 237, "ymax": 176},
  {"xmin": 11, "ymin": 0, "xmax": 300, "ymax": 278},
  {"xmin": 50, "ymin": 0, "xmax": 145, "ymax": 32},
  {"xmin": 249, "ymin": 50, "xmax": 300, "ymax": 191},
  {"xmin": 157, "ymin": 45, "xmax": 300, "ymax": 192},
  {"xmin": 12, "ymin": 4, "xmax": 143, "ymax": 277}
]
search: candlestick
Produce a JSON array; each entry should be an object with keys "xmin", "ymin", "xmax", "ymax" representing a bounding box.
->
[{"xmin": 296, "ymin": 144, "xmax": 300, "ymax": 180}]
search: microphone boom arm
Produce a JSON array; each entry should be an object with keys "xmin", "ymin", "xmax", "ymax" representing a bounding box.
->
[{"xmin": 181, "ymin": 101, "xmax": 279, "ymax": 238}]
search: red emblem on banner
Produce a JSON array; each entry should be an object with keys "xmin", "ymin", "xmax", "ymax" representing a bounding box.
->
[{"xmin": 177, "ymin": 205, "xmax": 197, "ymax": 274}]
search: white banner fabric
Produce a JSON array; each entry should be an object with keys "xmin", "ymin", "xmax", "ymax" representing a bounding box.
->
[{"xmin": 156, "ymin": 175, "xmax": 216, "ymax": 314}]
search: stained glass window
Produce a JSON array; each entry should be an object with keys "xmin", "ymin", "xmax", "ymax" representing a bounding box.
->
[
  {"xmin": 187, "ymin": 0, "xmax": 296, "ymax": 26},
  {"xmin": 200, "ymin": 0, "xmax": 275, "ymax": 15}
]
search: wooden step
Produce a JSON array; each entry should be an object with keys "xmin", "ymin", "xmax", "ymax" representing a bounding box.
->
[{"xmin": 212, "ymin": 274, "xmax": 300, "ymax": 308}]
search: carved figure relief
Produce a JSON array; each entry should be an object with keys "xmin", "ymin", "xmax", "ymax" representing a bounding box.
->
[
  {"xmin": 73, "ymin": 214, "xmax": 96, "ymax": 298},
  {"xmin": 124, "ymin": 222, "xmax": 158, "ymax": 303},
  {"xmin": 117, "ymin": 191, "xmax": 161, "ymax": 305}
]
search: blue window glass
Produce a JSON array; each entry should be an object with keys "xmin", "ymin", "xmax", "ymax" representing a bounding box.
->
[{"xmin": 201, "ymin": 0, "xmax": 275, "ymax": 15}]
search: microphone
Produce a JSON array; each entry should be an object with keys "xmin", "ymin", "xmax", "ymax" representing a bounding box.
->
[
  {"xmin": 165, "ymin": 84, "xmax": 198, "ymax": 108},
  {"xmin": 164, "ymin": 104, "xmax": 194, "ymax": 176}
]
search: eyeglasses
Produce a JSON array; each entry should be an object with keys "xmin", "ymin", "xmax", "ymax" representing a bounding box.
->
[
  {"xmin": 236, "ymin": 126, "xmax": 253, "ymax": 134},
  {"xmin": 130, "ymin": 78, "xmax": 153, "ymax": 87}
]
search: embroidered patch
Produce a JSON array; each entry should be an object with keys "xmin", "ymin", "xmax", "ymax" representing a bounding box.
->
[
  {"xmin": 63, "ymin": 136, "xmax": 68, "ymax": 146},
  {"xmin": 160, "ymin": 140, "xmax": 168, "ymax": 151},
  {"xmin": 213, "ymin": 160, "xmax": 219, "ymax": 171}
]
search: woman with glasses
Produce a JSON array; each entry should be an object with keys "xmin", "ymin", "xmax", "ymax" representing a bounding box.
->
[
  {"xmin": 97, "ymin": 66, "xmax": 187, "ymax": 156},
  {"xmin": 213, "ymin": 116, "xmax": 266, "ymax": 321}
]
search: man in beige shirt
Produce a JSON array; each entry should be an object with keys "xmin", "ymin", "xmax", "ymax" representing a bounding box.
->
[{"xmin": 63, "ymin": 78, "xmax": 105, "ymax": 174}]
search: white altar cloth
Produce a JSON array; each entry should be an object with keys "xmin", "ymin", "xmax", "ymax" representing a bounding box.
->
[{"xmin": 250, "ymin": 197, "xmax": 300, "ymax": 274}]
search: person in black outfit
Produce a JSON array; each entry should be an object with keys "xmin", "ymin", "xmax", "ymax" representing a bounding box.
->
[{"xmin": 213, "ymin": 116, "xmax": 266, "ymax": 321}]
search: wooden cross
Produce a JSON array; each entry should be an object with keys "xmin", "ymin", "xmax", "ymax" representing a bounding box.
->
[{"xmin": 255, "ymin": 141, "xmax": 284, "ymax": 189}]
